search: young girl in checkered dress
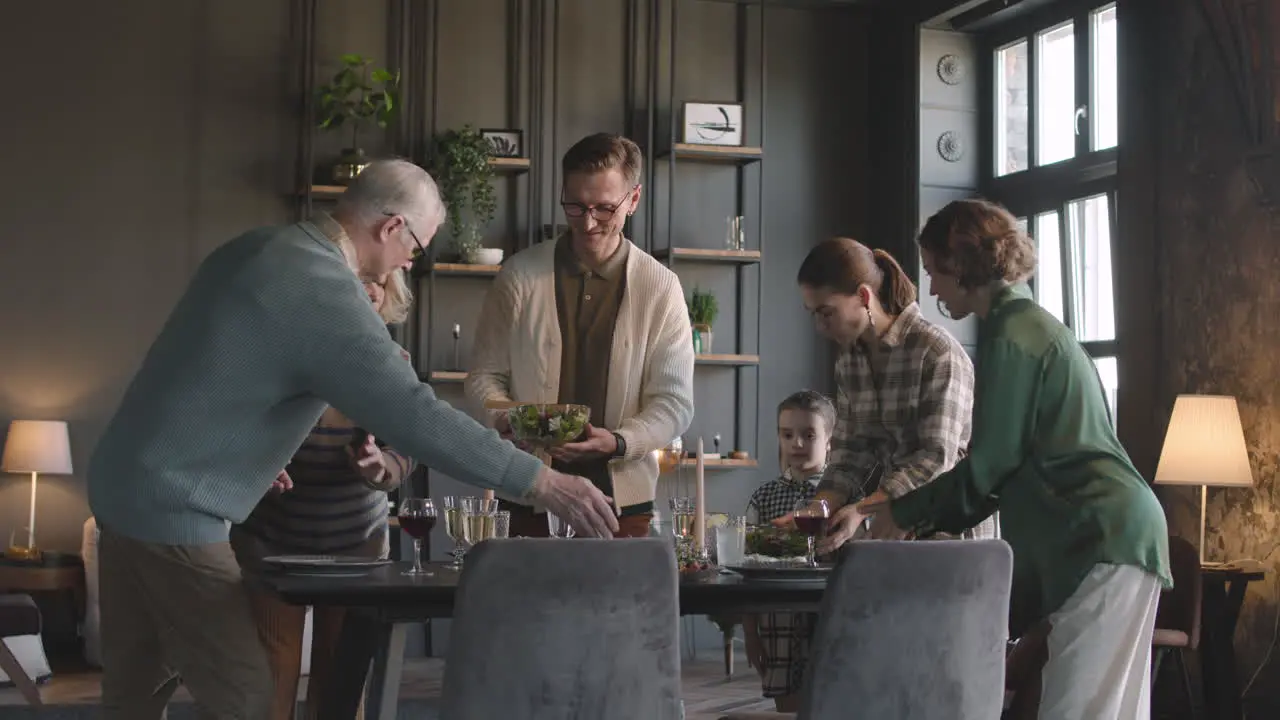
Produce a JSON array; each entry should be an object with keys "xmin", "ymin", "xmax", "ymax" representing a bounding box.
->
[{"xmin": 742, "ymin": 390, "xmax": 835, "ymax": 711}]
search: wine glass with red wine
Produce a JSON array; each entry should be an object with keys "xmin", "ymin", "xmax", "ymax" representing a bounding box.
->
[
  {"xmin": 399, "ymin": 497, "xmax": 438, "ymax": 577},
  {"xmin": 792, "ymin": 498, "xmax": 831, "ymax": 567}
]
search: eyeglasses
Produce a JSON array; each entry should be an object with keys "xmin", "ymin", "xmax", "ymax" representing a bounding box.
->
[
  {"xmin": 560, "ymin": 186, "xmax": 637, "ymax": 221},
  {"xmin": 382, "ymin": 212, "xmax": 427, "ymax": 259}
]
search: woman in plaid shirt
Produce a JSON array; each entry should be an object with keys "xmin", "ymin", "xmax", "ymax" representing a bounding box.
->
[
  {"xmin": 790, "ymin": 237, "xmax": 997, "ymax": 543},
  {"xmin": 758, "ymin": 239, "xmax": 992, "ymax": 708}
]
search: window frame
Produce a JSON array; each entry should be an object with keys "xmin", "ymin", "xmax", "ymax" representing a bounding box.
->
[{"xmin": 977, "ymin": 0, "xmax": 1121, "ymax": 401}]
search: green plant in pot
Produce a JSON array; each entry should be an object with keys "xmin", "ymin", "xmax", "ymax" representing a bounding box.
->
[
  {"xmin": 315, "ymin": 54, "xmax": 401, "ymax": 184},
  {"xmin": 688, "ymin": 288, "xmax": 718, "ymax": 354},
  {"xmin": 426, "ymin": 125, "xmax": 497, "ymax": 263}
]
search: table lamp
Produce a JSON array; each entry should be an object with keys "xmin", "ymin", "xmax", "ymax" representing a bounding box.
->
[
  {"xmin": 2, "ymin": 420, "xmax": 73, "ymax": 562},
  {"xmin": 1154, "ymin": 395, "xmax": 1254, "ymax": 566}
]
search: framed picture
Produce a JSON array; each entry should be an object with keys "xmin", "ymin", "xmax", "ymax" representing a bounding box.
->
[
  {"xmin": 480, "ymin": 128, "xmax": 523, "ymax": 158},
  {"xmin": 681, "ymin": 102, "xmax": 744, "ymax": 146}
]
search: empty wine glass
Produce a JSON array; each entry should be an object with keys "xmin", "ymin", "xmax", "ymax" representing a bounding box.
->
[
  {"xmin": 792, "ymin": 498, "xmax": 830, "ymax": 567},
  {"xmin": 547, "ymin": 513, "xmax": 575, "ymax": 538},
  {"xmin": 399, "ymin": 498, "xmax": 438, "ymax": 577}
]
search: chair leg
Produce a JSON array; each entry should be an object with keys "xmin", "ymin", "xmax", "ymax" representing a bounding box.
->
[
  {"xmin": 0, "ymin": 639, "xmax": 42, "ymax": 706},
  {"xmin": 1175, "ymin": 650, "xmax": 1197, "ymax": 720}
]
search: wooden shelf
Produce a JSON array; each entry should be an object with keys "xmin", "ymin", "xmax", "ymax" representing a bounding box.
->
[
  {"xmin": 489, "ymin": 157, "xmax": 531, "ymax": 173},
  {"xmin": 659, "ymin": 143, "xmax": 764, "ymax": 164},
  {"xmin": 652, "ymin": 248, "xmax": 761, "ymax": 264},
  {"xmin": 431, "ymin": 262, "xmax": 502, "ymax": 277},
  {"xmin": 427, "ymin": 370, "xmax": 467, "ymax": 383},
  {"xmin": 668, "ymin": 457, "xmax": 758, "ymax": 470},
  {"xmin": 696, "ymin": 353, "xmax": 759, "ymax": 366},
  {"xmin": 309, "ymin": 184, "xmax": 347, "ymax": 199},
  {"xmin": 306, "ymin": 157, "xmax": 527, "ymax": 199}
]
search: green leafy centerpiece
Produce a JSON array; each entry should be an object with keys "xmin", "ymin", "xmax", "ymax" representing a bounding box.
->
[{"xmin": 744, "ymin": 525, "xmax": 811, "ymax": 559}]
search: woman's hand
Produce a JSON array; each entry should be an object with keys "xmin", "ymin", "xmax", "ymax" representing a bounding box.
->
[
  {"xmin": 855, "ymin": 491, "xmax": 909, "ymax": 540},
  {"xmin": 270, "ymin": 470, "xmax": 293, "ymax": 494},
  {"xmin": 816, "ymin": 503, "xmax": 869, "ymax": 554},
  {"xmin": 347, "ymin": 432, "xmax": 388, "ymax": 486}
]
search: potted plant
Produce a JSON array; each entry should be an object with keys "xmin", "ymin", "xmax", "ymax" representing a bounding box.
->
[
  {"xmin": 688, "ymin": 288, "xmax": 718, "ymax": 354},
  {"xmin": 426, "ymin": 125, "xmax": 497, "ymax": 263},
  {"xmin": 315, "ymin": 54, "xmax": 401, "ymax": 184}
]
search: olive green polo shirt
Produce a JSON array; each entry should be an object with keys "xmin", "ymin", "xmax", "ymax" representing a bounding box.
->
[
  {"xmin": 891, "ymin": 283, "xmax": 1172, "ymax": 637},
  {"xmin": 552, "ymin": 235, "xmax": 651, "ymax": 516}
]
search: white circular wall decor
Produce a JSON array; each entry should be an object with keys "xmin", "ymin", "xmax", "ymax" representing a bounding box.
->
[
  {"xmin": 937, "ymin": 53, "xmax": 966, "ymax": 85},
  {"xmin": 937, "ymin": 131, "xmax": 965, "ymax": 162}
]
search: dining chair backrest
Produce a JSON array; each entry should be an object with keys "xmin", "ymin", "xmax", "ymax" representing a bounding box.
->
[
  {"xmin": 798, "ymin": 539, "xmax": 1014, "ymax": 720},
  {"xmin": 1153, "ymin": 535, "xmax": 1202, "ymax": 649},
  {"xmin": 440, "ymin": 537, "xmax": 682, "ymax": 720}
]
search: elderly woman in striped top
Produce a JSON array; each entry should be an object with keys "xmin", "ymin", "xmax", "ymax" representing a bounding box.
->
[{"xmin": 230, "ymin": 270, "xmax": 416, "ymax": 720}]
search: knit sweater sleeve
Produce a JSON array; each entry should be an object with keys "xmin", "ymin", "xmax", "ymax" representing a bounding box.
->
[
  {"xmin": 280, "ymin": 267, "xmax": 544, "ymax": 499},
  {"xmin": 615, "ymin": 269, "xmax": 695, "ymax": 460}
]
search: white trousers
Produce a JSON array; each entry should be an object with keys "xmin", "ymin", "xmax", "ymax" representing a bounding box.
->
[{"xmin": 1038, "ymin": 562, "xmax": 1162, "ymax": 720}]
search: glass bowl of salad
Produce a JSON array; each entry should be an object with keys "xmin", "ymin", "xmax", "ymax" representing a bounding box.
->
[{"xmin": 506, "ymin": 403, "xmax": 591, "ymax": 448}]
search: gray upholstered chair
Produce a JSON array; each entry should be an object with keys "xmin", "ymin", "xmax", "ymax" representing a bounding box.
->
[
  {"xmin": 440, "ymin": 537, "xmax": 682, "ymax": 720},
  {"xmin": 799, "ymin": 539, "xmax": 1013, "ymax": 719},
  {"xmin": 723, "ymin": 539, "xmax": 1013, "ymax": 720}
]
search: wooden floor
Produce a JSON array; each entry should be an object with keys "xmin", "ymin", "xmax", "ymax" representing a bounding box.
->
[{"xmin": 0, "ymin": 651, "xmax": 778, "ymax": 719}]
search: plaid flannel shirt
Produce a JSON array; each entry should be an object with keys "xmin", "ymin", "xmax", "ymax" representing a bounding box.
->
[{"xmin": 818, "ymin": 303, "xmax": 976, "ymax": 505}]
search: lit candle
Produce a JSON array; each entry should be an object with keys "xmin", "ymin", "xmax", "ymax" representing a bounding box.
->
[{"xmin": 694, "ymin": 438, "xmax": 706, "ymax": 553}]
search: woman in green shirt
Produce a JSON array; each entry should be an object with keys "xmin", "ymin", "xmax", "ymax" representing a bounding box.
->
[{"xmin": 851, "ymin": 199, "xmax": 1171, "ymax": 720}]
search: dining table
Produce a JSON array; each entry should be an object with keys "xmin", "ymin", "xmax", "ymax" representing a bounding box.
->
[{"xmin": 252, "ymin": 560, "xmax": 828, "ymax": 720}]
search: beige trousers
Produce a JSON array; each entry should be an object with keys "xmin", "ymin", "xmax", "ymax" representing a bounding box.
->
[
  {"xmin": 98, "ymin": 526, "xmax": 272, "ymax": 720},
  {"xmin": 1038, "ymin": 563, "xmax": 1162, "ymax": 720},
  {"xmin": 231, "ymin": 528, "xmax": 387, "ymax": 720}
]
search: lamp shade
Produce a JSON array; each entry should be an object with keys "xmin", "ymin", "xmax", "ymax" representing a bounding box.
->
[
  {"xmin": 1, "ymin": 420, "xmax": 73, "ymax": 475},
  {"xmin": 1154, "ymin": 395, "xmax": 1253, "ymax": 488}
]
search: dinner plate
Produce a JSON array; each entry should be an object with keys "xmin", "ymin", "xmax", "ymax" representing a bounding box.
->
[
  {"xmin": 724, "ymin": 561, "xmax": 834, "ymax": 585},
  {"xmin": 262, "ymin": 555, "xmax": 391, "ymax": 576}
]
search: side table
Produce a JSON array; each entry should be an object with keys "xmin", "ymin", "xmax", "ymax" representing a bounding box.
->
[
  {"xmin": 0, "ymin": 552, "xmax": 85, "ymax": 654},
  {"xmin": 1200, "ymin": 565, "xmax": 1266, "ymax": 720}
]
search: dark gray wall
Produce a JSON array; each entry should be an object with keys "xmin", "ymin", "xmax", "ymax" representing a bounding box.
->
[{"xmin": 0, "ymin": 0, "xmax": 884, "ymax": 656}]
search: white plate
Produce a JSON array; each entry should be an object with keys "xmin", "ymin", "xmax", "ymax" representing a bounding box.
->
[{"xmin": 262, "ymin": 555, "xmax": 391, "ymax": 569}]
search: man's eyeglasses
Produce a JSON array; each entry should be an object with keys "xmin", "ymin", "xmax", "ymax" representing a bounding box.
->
[
  {"xmin": 383, "ymin": 212, "xmax": 427, "ymax": 259},
  {"xmin": 560, "ymin": 185, "xmax": 637, "ymax": 221}
]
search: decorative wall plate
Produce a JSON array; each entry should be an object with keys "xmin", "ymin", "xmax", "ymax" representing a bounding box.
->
[
  {"xmin": 937, "ymin": 131, "xmax": 965, "ymax": 162},
  {"xmin": 937, "ymin": 53, "xmax": 966, "ymax": 85}
]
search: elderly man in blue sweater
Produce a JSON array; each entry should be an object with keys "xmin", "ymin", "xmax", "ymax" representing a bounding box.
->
[{"xmin": 86, "ymin": 159, "xmax": 619, "ymax": 719}]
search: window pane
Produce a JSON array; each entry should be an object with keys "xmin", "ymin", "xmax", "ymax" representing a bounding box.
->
[
  {"xmin": 995, "ymin": 40, "xmax": 1029, "ymax": 176},
  {"xmin": 1092, "ymin": 355, "xmax": 1118, "ymax": 426},
  {"xmin": 1033, "ymin": 211, "xmax": 1064, "ymax": 323},
  {"xmin": 1036, "ymin": 21, "xmax": 1075, "ymax": 166},
  {"xmin": 1066, "ymin": 194, "xmax": 1115, "ymax": 342},
  {"xmin": 1091, "ymin": 4, "xmax": 1118, "ymax": 150}
]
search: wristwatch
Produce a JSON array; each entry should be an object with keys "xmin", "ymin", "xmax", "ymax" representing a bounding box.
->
[{"xmin": 611, "ymin": 431, "xmax": 627, "ymax": 458}]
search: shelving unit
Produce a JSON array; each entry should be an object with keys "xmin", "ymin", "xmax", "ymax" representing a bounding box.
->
[{"xmin": 648, "ymin": 0, "xmax": 767, "ymax": 470}]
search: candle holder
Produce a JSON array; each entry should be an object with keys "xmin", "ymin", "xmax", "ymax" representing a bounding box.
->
[{"xmin": 451, "ymin": 323, "xmax": 462, "ymax": 371}]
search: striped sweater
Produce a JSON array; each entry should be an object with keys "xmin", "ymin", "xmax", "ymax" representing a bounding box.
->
[
  {"xmin": 88, "ymin": 220, "xmax": 546, "ymax": 546},
  {"xmin": 237, "ymin": 407, "xmax": 414, "ymax": 554}
]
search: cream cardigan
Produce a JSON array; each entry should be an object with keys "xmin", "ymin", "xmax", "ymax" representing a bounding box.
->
[{"xmin": 465, "ymin": 238, "xmax": 695, "ymax": 511}]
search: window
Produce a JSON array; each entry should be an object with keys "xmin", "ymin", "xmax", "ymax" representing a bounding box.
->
[{"xmin": 982, "ymin": 1, "xmax": 1119, "ymax": 422}]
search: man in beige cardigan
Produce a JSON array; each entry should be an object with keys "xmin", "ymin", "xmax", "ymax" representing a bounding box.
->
[{"xmin": 466, "ymin": 133, "xmax": 695, "ymax": 537}]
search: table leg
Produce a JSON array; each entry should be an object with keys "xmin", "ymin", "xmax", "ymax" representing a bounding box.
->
[
  {"xmin": 317, "ymin": 611, "xmax": 379, "ymax": 720},
  {"xmin": 1200, "ymin": 579, "xmax": 1249, "ymax": 720},
  {"xmin": 366, "ymin": 622, "xmax": 408, "ymax": 720}
]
